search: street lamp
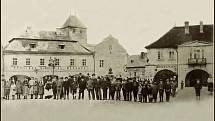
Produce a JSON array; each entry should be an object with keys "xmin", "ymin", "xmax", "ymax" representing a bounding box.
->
[{"xmin": 48, "ymin": 57, "xmax": 57, "ymax": 76}]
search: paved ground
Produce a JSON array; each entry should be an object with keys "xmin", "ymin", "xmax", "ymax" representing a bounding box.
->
[{"xmin": 1, "ymin": 88, "xmax": 214, "ymax": 121}]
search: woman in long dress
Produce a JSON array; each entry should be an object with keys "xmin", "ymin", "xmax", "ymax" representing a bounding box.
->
[
  {"xmin": 4, "ymin": 79, "xmax": 11, "ymax": 100},
  {"xmin": 22, "ymin": 78, "xmax": 29, "ymax": 99},
  {"xmin": 10, "ymin": 81, "xmax": 16, "ymax": 100},
  {"xmin": 16, "ymin": 80, "xmax": 22, "ymax": 100},
  {"xmin": 38, "ymin": 79, "xmax": 44, "ymax": 99}
]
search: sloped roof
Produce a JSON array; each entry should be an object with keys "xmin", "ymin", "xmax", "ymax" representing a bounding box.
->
[
  {"xmin": 61, "ymin": 15, "xmax": 86, "ymax": 29},
  {"xmin": 4, "ymin": 39, "xmax": 93, "ymax": 55},
  {"xmin": 18, "ymin": 30, "xmax": 70, "ymax": 41},
  {"xmin": 145, "ymin": 24, "xmax": 213, "ymax": 49},
  {"xmin": 127, "ymin": 54, "xmax": 147, "ymax": 68}
]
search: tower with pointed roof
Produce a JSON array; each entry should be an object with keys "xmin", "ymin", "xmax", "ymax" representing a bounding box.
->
[{"xmin": 58, "ymin": 15, "xmax": 87, "ymax": 45}]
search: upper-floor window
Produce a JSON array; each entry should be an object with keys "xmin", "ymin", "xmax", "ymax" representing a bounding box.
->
[
  {"xmin": 169, "ymin": 51, "xmax": 174, "ymax": 59},
  {"xmin": 82, "ymin": 59, "xmax": 86, "ymax": 66},
  {"xmin": 158, "ymin": 51, "xmax": 161, "ymax": 60},
  {"xmin": 40, "ymin": 59, "xmax": 45, "ymax": 66},
  {"xmin": 58, "ymin": 44, "xmax": 65, "ymax": 49},
  {"xmin": 26, "ymin": 58, "xmax": 30, "ymax": 65},
  {"xmin": 70, "ymin": 59, "xmax": 75, "ymax": 66},
  {"xmin": 193, "ymin": 49, "xmax": 201, "ymax": 59},
  {"xmin": 55, "ymin": 59, "xmax": 59, "ymax": 66},
  {"xmin": 99, "ymin": 60, "xmax": 104, "ymax": 67},
  {"xmin": 29, "ymin": 43, "xmax": 36, "ymax": 49},
  {"xmin": 12, "ymin": 58, "xmax": 17, "ymax": 65}
]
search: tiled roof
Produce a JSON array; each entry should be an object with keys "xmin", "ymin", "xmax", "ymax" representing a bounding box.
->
[
  {"xmin": 61, "ymin": 15, "xmax": 86, "ymax": 29},
  {"xmin": 145, "ymin": 24, "xmax": 213, "ymax": 49},
  {"xmin": 4, "ymin": 39, "xmax": 93, "ymax": 54}
]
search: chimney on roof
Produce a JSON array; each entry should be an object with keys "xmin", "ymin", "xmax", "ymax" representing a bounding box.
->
[
  {"xmin": 26, "ymin": 26, "xmax": 32, "ymax": 33},
  {"xmin": 184, "ymin": 21, "xmax": 189, "ymax": 34},
  {"xmin": 200, "ymin": 21, "xmax": 204, "ymax": 33},
  {"xmin": 140, "ymin": 52, "xmax": 145, "ymax": 59}
]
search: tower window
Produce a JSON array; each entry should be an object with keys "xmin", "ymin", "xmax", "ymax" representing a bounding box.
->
[
  {"xmin": 12, "ymin": 58, "xmax": 18, "ymax": 65},
  {"xmin": 73, "ymin": 29, "xmax": 76, "ymax": 33}
]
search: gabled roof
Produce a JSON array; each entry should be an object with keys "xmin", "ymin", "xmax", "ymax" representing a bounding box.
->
[
  {"xmin": 145, "ymin": 24, "xmax": 213, "ymax": 49},
  {"xmin": 61, "ymin": 15, "xmax": 86, "ymax": 29}
]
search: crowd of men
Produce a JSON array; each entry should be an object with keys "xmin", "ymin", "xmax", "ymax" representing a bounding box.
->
[{"xmin": 2, "ymin": 73, "xmax": 181, "ymax": 103}]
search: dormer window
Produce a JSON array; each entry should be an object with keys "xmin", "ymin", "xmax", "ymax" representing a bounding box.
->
[
  {"xmin": 29, "ymin": 43, "xmax": 36, "ymax": 48},
  {"xmin": 131, "ymin": 60, "xmax": 134, "ymax": 63},
  {"xmin": 58, "ymin": 44, "xmax": 65, "ymax": 49}
]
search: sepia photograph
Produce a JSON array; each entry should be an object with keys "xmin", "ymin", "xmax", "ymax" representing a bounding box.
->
[{"xmin": 1, "ymin": 0, "xmax": 214, "ymax": 121}]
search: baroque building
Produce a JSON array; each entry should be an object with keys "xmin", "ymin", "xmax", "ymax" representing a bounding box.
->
[
  {"xmin": 2, "ymin": 15, "xmax": 128, "ymax": 81},
  {"xmin": 145, "ymin": 21, "xmax": 213, "ymax": 87}
]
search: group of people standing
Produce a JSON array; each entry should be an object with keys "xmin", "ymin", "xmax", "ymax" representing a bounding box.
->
[{"xmin": 2, "ymin": 73, "xmax": 179, "ymax": 103}]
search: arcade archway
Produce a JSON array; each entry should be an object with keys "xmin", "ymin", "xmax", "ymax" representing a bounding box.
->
[
  {"xmin": 185, "ymin": 69, "xmax": 209, "ymax": 87},
  {"xmin": 154, "ymin": 69, "xmax": 177, "ymax": 83}
]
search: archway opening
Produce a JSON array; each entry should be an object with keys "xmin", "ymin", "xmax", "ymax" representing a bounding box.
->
[
  {"xmin": 154, "ymin": 69, "xmax": 177, "ymax": 84},
  {"xmin": 185, "ymin": 69, "xmax": 209, "ymax": 87}
]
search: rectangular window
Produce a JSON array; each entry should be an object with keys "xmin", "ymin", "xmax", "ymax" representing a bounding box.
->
[
  {"xmin": 194, "ymin": 50, "xmax": 201, "ymax": 59},
  {"xmin": 40, "ymin": 59, "xmax": 45, "ymax": 65},
  {"xmin": 55, "ymin": 59, "xmax": 59, "ymax": 66},
  {"xmin": 29, "ymin": 43, "xmax": 36, "ymax": 48},
  {"xmin": 12, "ymin": 58, "xmax": 17, "ymax": 65},
  {"xmin": 26, "ymin": 58, "xmax": 30, "ymax": 65},
  {"xmin": 158, "ymin": 51, "xmax": 161, "ymax": 60},
  {"xmin": 58, "ymin": 44, "xmax": 65, "ymax": 49},
  {"xmin": 82, "ymin": 59, "xmax": 86, "ymax": 66},
  {"xmin": 99, "ymin": 60, "xmax": 104, "ymax": 67},
  {"xmin": 70, "ymin": 59, "xmax": 75, "ymax": 66},
  {"xmin": 169, "ymin": 51, "xmax": 174, "ymax": 59}
]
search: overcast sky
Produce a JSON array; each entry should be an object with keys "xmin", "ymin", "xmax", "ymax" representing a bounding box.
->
[{"xmin": 1, "ymin": 0, "xmax": 213, "ymax": 54}]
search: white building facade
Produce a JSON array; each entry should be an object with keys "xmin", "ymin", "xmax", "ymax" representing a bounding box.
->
[{"xmin": 145, "ymin": 21, "xmax": 213, "ymax": 87}]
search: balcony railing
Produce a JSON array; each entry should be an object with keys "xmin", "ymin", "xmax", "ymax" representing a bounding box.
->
[{"xmin": 188, "ymin": 58, "xmax": 206, "ymax": 65}]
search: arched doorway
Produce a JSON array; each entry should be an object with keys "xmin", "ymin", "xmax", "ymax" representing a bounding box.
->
[
  {"xmin": 10, "ymin": 75, "xmax": 31, "ymax": 83},
  {"xmin": 154, "ymin": 69, "xmax": 177, "ymax": 83},
  {"xmin": 185, "ymin": 69, "xmax": 209, "ymax": 87}
]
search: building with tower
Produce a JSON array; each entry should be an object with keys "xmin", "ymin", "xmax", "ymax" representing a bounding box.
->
[{"xmin": 2, "ymin": 15, "xmax": 128, "ymax": 81}]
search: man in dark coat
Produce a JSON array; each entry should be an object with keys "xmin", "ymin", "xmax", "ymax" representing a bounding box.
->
[
  {"xmin": 181, "ymin": 81, "xmax": 184, "ymax": 90},
  {"xmin": 158, "ymin": 81, "xmax": 164, "ymax": 102},
  {"xmin": 132, "ymin": 78, "xmax": 139, "ymax": 102},
  {"xmin": 95, "ymin": 76, "xmax": 102, "ymax": 100},
  {"xmin": 62, "ymin": 77, "xmax": 70, "ymax": 100},
  {"xmin": 142, "ymin": 81, "xmax": 148, "ymax": 103},
  {"xmin": 152, "ymin": 83, "xmax": 158, "ymax": 103},
  {"xmin": 165, "ymin": 80, "xmax": 171, "ymax": 102},
  {"xmin": 52, "ymin": 77, "xmax": 57, "ymax": 99},
  {"xmin": 101, "ymin": 76, "xmax": 108, "ymax": 100},
  {"xmin": 115, "ymin": 78, "xmax": 122, "ymax": 100},
  {"xmin": 194, "ymin": 79, "xmax": 202, "ymax": 100},
  {"xmin": 78, "ymin": 77, "xmax": 86, "ymax": 100},
  {"xmin": 127, "ymin": 78, "xmax": 133, "ymax": 101},
  {"xmin": 122, "ymin": 79, "xmax": 127, "ymax": 101}
]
